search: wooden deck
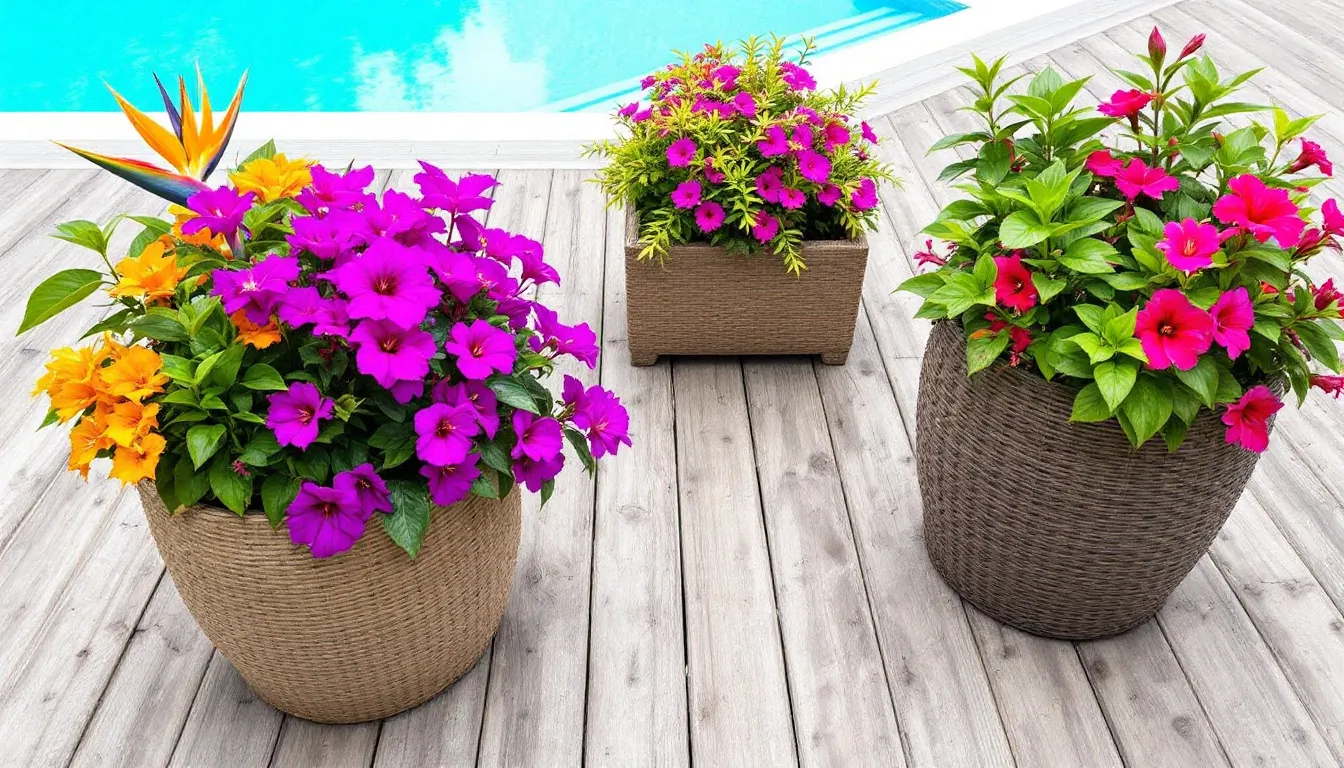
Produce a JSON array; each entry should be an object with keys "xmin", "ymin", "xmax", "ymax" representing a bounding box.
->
[{"xmin": 3, "ymin": 2, "xmax": 1344, "ymax": 765}]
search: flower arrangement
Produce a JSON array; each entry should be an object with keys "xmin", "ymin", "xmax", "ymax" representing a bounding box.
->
[
  {"xmin": 23, "ymin": 73, "xmax": 630, "ymax": 559},
  {"xmin": 900, "ymin": 29, "xmax": 1343, "ymax": 453},
  {"xmin": 586, "ymin": 37, "xmax": 895, "ymax": 274}
]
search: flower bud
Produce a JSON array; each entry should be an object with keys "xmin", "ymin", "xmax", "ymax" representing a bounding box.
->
[
  {"xmin": 1179, "ymin": 33, "xmax": 1206, "ymax": 60},
  {"xmin": 1148, "ymin": 27, "xmax": 1167, "ymax": 66}
]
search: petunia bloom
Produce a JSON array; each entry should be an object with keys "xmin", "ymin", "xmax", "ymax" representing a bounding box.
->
[
  {"xmin": 511, "ymin": 411, "xmax": 564, "ymax": 463},
  {"xmin": 348, "ymin": 319, "xmax": 438, "ymax": 388},
  {"xmin": 666, "ymin": 138, "xmax": 697, "ymax": 167},
  {"xmin": 756, "ymin": 167, "xmax": 784, "ymax": 202},
  {"xmin": 758, "ymin": 126, "xmax": 789, "ymax": 157},
  {"xmin": 752, "ymin": 211, "xmax": 780, "ymax": 243},
  {"xmin": 671, "ymin": 181, "xmax": 702, "ymax": 209},
  {"xmin": 1222, "ymin": 385, "xmax": 1282, "ymax": 453},
  {"xmin": 695, "ymin": 201, "xmax": 726, "ymax": 232},
  {"xmin": 296, "ymin": 164, "xmax": 375, "ymax": 214},
  {"xmin": 1213, "ymin": 174, "xmax": 1305, "ymax": 248},
  {"xmin": 1208, "ymin": 287, "xmax": 1255, "ymax": 359},
  {"xmin": 1323, "ymin": 198, "xmax": 1344, "ymax": 236},
  {"xmin": 531, "ymin": 304, "xmax": 599, "ymax": 369},
  {"xmin": 733, "ymin": 92, "xmax": 757, "ymax": 118},
  {"xmin": 1098, "ymin": 89, "xmax": 1153, "ymax": 119},
  {"xmin": 212, "ymin": 255, "xmax": 301, "ymax": 324},
  {"xmin": 851, "ymin": 178, "xmax": 879, "ymax": 210},
  {"xmin": 433, "ymin": 380, "xmax": 500, "ymax": 438},
  {"xmin": 414, "ymin": 163, "xmax": 497, "ymax": 215},
  {"xmin": 286, "ymin": 482, "xmax": 369, "ymax": 558},
  {"xmin": 333, "ymin": 463, "xmax": 393, "ymax": 515},
  {"xmin": 1287, "ymin": 139, "xmax": 1332, "ymax": 176},
  {"xmin": 568, "ymin": 384, "xmax": 632, "ymax": 459},
  {"xmin": 822, "ymin": 122, "xmax": 851, "ymax": 152},
  {"xmin": 860, "ymin": 121, "xmax": 879, "ymax": 144},
  {"xmin": 779, "ymin": 61, "xmax": 817, "ymax": 91},
  {"xmin": 818, "ymin": 184, "xmax": 842, "ymax": 207},
  {"xmin": 513, "ymin": 455, "xmax": 564, "ymax": 493},
  {"xmin": 267, "ymin": 382, "xmax": 335, "ymax": 450},
  {"xmin": 1134, "ymin": 289, "xmax": 1215, "ymax": 370},
  {"xmin": 797, "ymin": 150, "xmax": 832, "ymax": 183},
  {"xmin": 444, "ymin": 319, "xmax": 517, "ymax": 380},
  {"xmin": 414, "ymin": 402, "xmax": 481, "ymax": 467},
  {"xmin": 778, "ymin": 187, "xmax": 806, "ymax": 210},
  {"xmin": 420, "ymin": 456, "xmax": 482, "ymax": 507},
  {"xmin": 1156, "ymin": 218, "xmax": 1220, "ymax": 272},
  {"xmin": 326, "ymin": 239, "xmax": 441, "ymax": 329},
  {"xmin": 1114, "ymin": 159, "xmax": 1180, "ymax": 201},
  {"xmin": 182, "ymin": 186, "xmax": 255, "ymax": 239}
]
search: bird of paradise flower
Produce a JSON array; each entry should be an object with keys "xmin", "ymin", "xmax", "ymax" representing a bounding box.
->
[{"xmin": 56, "ymin": 68, "xmax": 247, "ymax": 206}]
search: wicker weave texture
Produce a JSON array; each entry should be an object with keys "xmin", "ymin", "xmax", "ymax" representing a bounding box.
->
[
  {"xmin": 138, "ymin": 484, "xmax": 522, "ymax": 723},
  {"xmin": 623, "ymin": 210, "xmax": 868, "ymax": 366},
  {"xmin": 915, "ymin": 322, "xmax": 1267, "ymax": 640}
]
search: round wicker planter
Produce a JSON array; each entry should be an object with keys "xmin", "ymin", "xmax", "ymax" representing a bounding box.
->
[
  {"xmin": 916, "ymin": 322, "xmax": 1269, "ymax": 640},
  {"xmin": 137, "ymin": 483, "xmax": 522, "ymax": 723}
]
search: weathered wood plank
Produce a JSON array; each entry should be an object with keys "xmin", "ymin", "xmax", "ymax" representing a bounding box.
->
[
  {"xmin": 0, "ymin": 169, "xmax": 50, "ymax": 207},
  {"xmin": 168, "ymin": 654, "xmax": 284, "ymax": 768},
  {"xmin": 584, "ymin": 204, "xmax": 690, "ymax": 767},
  {"xmin": 269, "ymin": 719, "xmax": 381, "ymax": 768},
  {"xmin": 0, "ymin": 170, "xmax": 99, "ymax": 260}
]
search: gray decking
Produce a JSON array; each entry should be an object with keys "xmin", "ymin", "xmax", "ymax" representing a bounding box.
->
[{"xmin": 3, "ymin": 2, "xmax": 1344, "ymax": 766}]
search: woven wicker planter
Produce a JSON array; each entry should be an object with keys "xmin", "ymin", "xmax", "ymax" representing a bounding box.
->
[
  {"xmin": 137, "ymin": 483, "xmax": 521, "ymax": 723},
  {"xmin": 916, "ymin": 322, "xmax": 1270, "ymax": 640},
  {"xmin": 624, "ymin": 211, "xmax": 868, "ymax": 365}
]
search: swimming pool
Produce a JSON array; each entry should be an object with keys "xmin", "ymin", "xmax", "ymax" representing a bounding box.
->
[{"xmin": 0, "ymin": 0, "xmax": 965, "ymax": 113}]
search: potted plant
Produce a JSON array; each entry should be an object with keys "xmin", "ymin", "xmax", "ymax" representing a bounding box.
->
[
  {"xmin": 900, "ymin": 30, "xmax": 1344, "ymax": 640},
  {"xmin": 586, "ymin": 37, "xmax": 895, "ymax": 366},
  {"xmin": 22, "ymin": 73, "xmax": 631, "ymax": 722}
]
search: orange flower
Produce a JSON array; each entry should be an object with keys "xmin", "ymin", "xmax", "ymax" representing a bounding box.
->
[
  {"xmin": 109, "ymin": 239, "xmax": 191, "ymax": 304},
  {"xmin": 230, "ymin": 310, "xmax": 282, "ymax": 349},
  {"xmin": 100, "ymin": 346, "xmax": 168, "ymax": 403},
  {"xmin": 229, "ymin": 153, "xmax": 312, "ymax": 202},
  {"xmin": 33, "ymin": 344, "xmax": 114, "ymax": 421},
  {"xmin": 170, "ymin": 203, "xmax": 231, "ymax": 254},
  {"xmin": 110, "ymin": 432, "xmax": 167, "ymax": 485},
  {"xmin": 68, "ymin": 407, "xmax": 114, "ymax": 478},
  {"xmin": 104, "ymin": 401, "xmax": 161, "ymax": 448}
]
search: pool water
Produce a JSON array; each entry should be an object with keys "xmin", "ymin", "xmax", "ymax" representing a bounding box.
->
[{"xmin": 0, "ymin": 0, "xmax": 964, "ymax": 112}]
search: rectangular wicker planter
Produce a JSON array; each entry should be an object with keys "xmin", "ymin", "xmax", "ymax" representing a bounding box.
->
[{"xmin": 624, "ymin": 210, "xmax": 868, "ymax": 366}]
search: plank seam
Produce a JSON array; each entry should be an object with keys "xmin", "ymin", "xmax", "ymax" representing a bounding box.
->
[{"xmin": 1150, "ymin": 617, "xmax": 1236, "ymax": 767}]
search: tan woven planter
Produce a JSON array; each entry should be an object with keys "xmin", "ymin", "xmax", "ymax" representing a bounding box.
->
[
  {"xmin": 624, "ymin": 211, "xmax": 868, "ymax": 365},
  {"xmin": 137, "ymin": 483, "xmax": 521, "ymax": 723},
  {"xmin": 916, "ymin": 322, "xmax": 1269, "ymax": 640}
]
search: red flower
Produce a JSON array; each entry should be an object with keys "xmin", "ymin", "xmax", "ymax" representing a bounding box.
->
[
  {"xmin": 913, "ymin": 239, "xmax": 948, "ymax": 270},
  {"xmin": 1311, "ymin": 374, "xmax": 1344, "ymax": 398},
  {"xmin": 1098, "ymin": 89, "xmax": 1153, "ymax": 119},
  {"xmin": 1148, "ymin": 27, "xmax": 1167, "ymax": 63},
  {"xmin": 992, "ymin": 253, "xmax": 1038, "ymax": 313},
  {"xmin": 1209, "ymin": 287, "xmax": 1254, "ymax": 359},
  {"xmin": 1323, "ymin": 199, "xmax": 1344, "ymax": 236},
  {"xmin": 1222, "ymin": 385, "xmax": 1283, "ymax": 453},
  {"xmin": 1134, "ymin": 289, "xmax": 1215, "ymax": 370},
  {"xmin": 985, "ymin": 313, "xmax": 1032, "ymax": 355},
  {"xmin": 1179, "ymin": 33, "xmax": 1206, "ymax": 60},
  {"xmin": 1287, "ymin": 139, "xmax": 1333, "ymax": 176},
  {"xmin": 1114, "ymin": 159, "xmax": 1180, "ymax": 201},
  {"xmin": 1314, "ymin": 278, "xmax": 1341, "ymax": 311},
  {"xmin": 1212, "ymin": 174, "xmax": 1305, "ymax": 248},
  {"xmin": 1086, "ymin": 150, "xmax": 1125, "ymax": 178}
]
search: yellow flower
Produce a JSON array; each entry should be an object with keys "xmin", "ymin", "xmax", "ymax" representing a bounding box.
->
[
  {"xmin": 170, "ymin": 204, "xmax": 231, "ymax": 255},
  {"xmin": 100, "ymin": 346, "xmax": 168, "ymax": 403},
  {"xmin": 33, "ymin": 344, "xmax": 114, "ymax": 421},
  {"xmin": 68, "ymin": 407, "xmax": 114, "ymax": 478},
  {"xmin": 229, "ymin": 153, "xmax": 312, "ymax": 203},
  {"xmin": 104, "ymin": 401, "xmax": 161, "ymax": 448},
  {"xmin": 109, "ymin": 239, "xmax": 191, "ymax": 305},
  {"xmin": 110, "ymin": 432, "xmax": 167, "ymax": 485},
  {"xmin": 230, "ymin": 310, "xmax": 282, "ymax": 349}
]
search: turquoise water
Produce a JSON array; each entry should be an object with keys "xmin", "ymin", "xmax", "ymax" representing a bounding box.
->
[{"xmin": 0, "ymin": 0, "xmax": 964, "ymax": 112}]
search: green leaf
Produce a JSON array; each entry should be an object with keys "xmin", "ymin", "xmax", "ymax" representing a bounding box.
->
[
  {"xmin": 999, "ymin": 210, "xmax": 1054, "ymax": 249},
  {"xmin": 1101, "ymin": 272, "xmax": 1151, "ymax": 290},
  {"xmin": 1163, "ymin": 418, "xmax": 1190, "ymax": 452},
  {"xmin": 1103, "ymin": 308, "xmax": 1139, "ymax": 347},
  {"xmin": 1073, "ymin": 304, "xmax": 1106, "ymax": 334},
  {"xmin": 187, "ymin": 424, "xmax": 227, "ymax": 470},
  {"xmin": 1058, "ymin": 239, "xmax": 1117, "ymax": 274},
  {"xmin": 966, "ymin": 330, "xmax": 1011, "ymax": 376},
  {"xmin": 1032, "ymin": 273, "xmax": 1067, "ymax": 303},
  {"xmin": 489, "ymin": 377, "xmax": 541, "ymax": 414},
  {"xmin": 381, "ymin": 440, "xmax": 416, "ymax": 470},
  {"xmin": 1094, "ymin": 359, "xmax": 1138, "ymax": 410},
  {"xmin": 1069, "ymin": 383, "xmax": 1112, "ymax": 422},
  {"xmin": 242, "ymin": 139, "xmax": 278, "ymax": 165},
  {"xmin": 261, "ymin": 473, "xmax": 300, "ymax": 528},
  {"xmin": 1119, "ymin": 376, "xmax": 1172, "ymax": 446},
  {"xmin": 194, "ymin": 350, "xmax": 224, "ymax": 386},
  {"xmin": 929, "ymin": 272, "xmax": 994, "ymax": 316},
  {"xmin": 238, "ymin": 430, "xmax": 282, "ymax": 466},
  {"xmin": 564, "ymin": 427, "xmax": 597, "ymax": 473},
  {"xmin": 130, "ymin": 313, "xmax": 189, "ymax": 342},
  {"xmin": 972, "ymin": 253, "xmax": 998, "ymax": 291},
  {"xmin": 540, "ymin": 478, "xmax": 557, "ymax": 506},
  {"xmin": 1294, "ymin": 321, "xmax": 1341, "ymax": 372},
  {"xmin": 1173, "ymin": 357, "xmax": 1219, "ymax": 406},
  {"xmin": 18, "ymin": 269, "xmax": 105, "ymax": 334},
  {"xmin": 52, "ymin": 220, "xmax": 108, "ymax": 255},
  {"xmin": 896, "ymin": 271, "xmax": 947, "ymax": 298},
  {"xmin": 928, "ymin": 131, "xmax": 990, "ymax": 152},
  {"xmin": 174, "ymin": 453, "xmax": 211, "ymax": 506},
  {"xmin": 369, "ymin": 421, "xmax": 415, "ymax": 449},
  {"xmin": 209, "ymin": 344, "xmax": 246, "ymax": 389},
  {"xmin": 241, "ymin": 363, "xmax": 289, "ymax": 391},
  {"xmin": 478, "ymin": 439, "xmax": 514, "ymax": 475},
  {"xmin": 977, "ymin": 140, "xmax": 1012, "ymax": 185},
  {"xmin": 384, "ymin": 480, "xmax": 433, "ymax": 558},
  {"xmin": 1068, "ymin": 196, "xmax": 1125, "ymax": 224},
  {"xmin": 1131, "ymin": 207, "xmax": 1165, "ymax": 235},
  {"xmin": 471, "ymin": 471, "xmax": 502, "ymax": 499},
  {"xmin": 209, "ymin": 458, "xmax": 253, "ymax": 515},
  {"xmin": 1068, "ymin": 331, "xmax": 1113, "ymax": 363}
]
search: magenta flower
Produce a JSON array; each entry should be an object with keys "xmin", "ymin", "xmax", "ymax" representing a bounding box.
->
[
  {"xmin": 432, "ymin": 380, "xmax": 500, "ymax": 438},
  {"xmin": 914, "ymin": 239, "xmax": 948, "ymax": 270},
  {"xmin": 632, "ymin": 108, "xmax": 652, "ymax": 123},
  {"xmin": 671, "ymin": 181, "xmax": 702, "ymax": 209},
  {"xmin": 1213, "ymin": 174, "xmax": 1305, "ymax": 248},
  {"xmin": 703, "ymin": 158, "xmax": 726, "ymax": 184},
  {"xmin": 666, "ymin": 138, "xmax": 697, "ymax": 167},
  {"xmin": 789, "ymin": 125, "xmax": 814, "ymax": 151},
  {"xmin": 286, "ymin": 482, "xmax": 368, "ymax": 558},
  {"xmin": 710, "ymin": 64, "xmax": 740, "ymax": 90},
  {"xmin": 183, "ymin": 186, "xmax": 255, "ymax": 239},
  {"xmin": 349, "ymin": 319, "xmax": 438, "ymax": 388},
  {"xmin": 758, "ymin": 126, "xmax": 789, "ymax": 157},
  {"xmin": 1134, "ymin": 289, "xmax": 1215, "ymax": 370},
  {"xmin": 822, "ymin": 123, "xmax": 851, "ymax": 152},
  {"xmin": 818, "ymin": 184, "xmax": 842, "ymax": 207},
  {"xmin": 211, "ymin": 255, "xmax": 301, "ymax": 324},
  {"xmin": 296, "ymin": 164, "xmax": 375, "ymax": 214},
  {"xmin": 733, "ymin": 92, "xmax": 757, "ymax": 118},
  {"xmin": 1114, "ymin": 159, "xmax": 1180, "ymax": 201},
  {"xmin": 333, "ymin": 463, "xmax": 392, "ymax": 515},
  {"xmin": 851, "ymin": 178, "xmax": 879, "ymax": 210},
  {"xmin": 797, "ymin": 150, "xmax": 832, "ymax": 183},
  {"xmin": 1086, "ymin": 150, "xmax": 1125, "ymax": 178},
  {"xmin": 695, "ymin": 201, "xmax": 726, "ymax": 232},
  {"xmin": 1156, "ymin": 218, "xmax": 1220, "ymax": 272},
  {"xmin": 753, "ymin": 211, "xmax": 780, "ymax": 243},
  {"xmin": 1209, "ymin": 287, "xmax": 1255, "ymax": 359},
  {"xmin": 618, "ymin": 102, "xmax": 639, "ymax": 118},
  {"xmin": 514, "ymin": 238, "xmax": 560, "ymax": 286},
  {"xmin": 287, "ymin": 215, "xmax": 358, "ymax": 260},
  {"xmin": 388, "ymin": 379, "xmax": 424, "ymax": 405},
  {"xmin": 326, "ymin": 239, "xmax": 442, "ymax": 329},
  {"xmin": 365, "ymin": 190, "xmax": 445, "ymax": 247},
  {"xmin": 275, "ymin": 286, "xmax": 322, "ymax": 328},
  {"xmin": 1323, "ymin": 198, "xmax": 1344, "ymax": 236},
  {"xmin": 569, "ymin": 384, "xmax": 632, "ymax": 459},
  {"xmin": 511, "ymin": 411, "xmax": 564, "ymax": 463},
  {"xmin": 313, "ymin": 297, "xmax": 351, "ymax": 338},
  {"xmin": 513, "ymin": 454, "xmax": 564, "ymax": 493},
  {"xmin": 1098, "ymin": 89, "xmax": 1153, "ymax": 119},
  {"xmin": 993, "ymin": 253, "xmax": 1039, "ymax": 313},
  {"xmin": 1287, "ymin": 138, "xmax": 1332, "ymax": 176},
  {"xmin": 860, "ymin": 121, "xmax": 878, "ymax": 144},
  {"xmin": 1311, "ymin": 374, "xmax": 1344, "ymax": 398},
  {"xmin": 1222, "ymin": 385, "xmax": 1283, "ymax": 453},
  {"xmin": 531, "ymin": 304, "xmax": 599, "ymax": 368},
  {"xmin": 779, "ymin": 61, "xmax": 817, "ymax": 91},
  {"xmin": 421, "ymin": 455, "xmax": 482, "ymax": 507},
  {"xmin": 756, "ymin": 168, "xmax": 784, "ymax": 203},
  {"xmin": 779, "ymin": 187, "xmax": 806, "ymax": 210},
  {"xmin": 445, "ymin": 319, "xmax": 517, "ymax": 380},
  {"xmin": 414, "ymin": 163, "xmax": 498, "ymax": 215},
  {"xmin": 1314, "ymin": 278, "xmax": 1341, "ymax": 311},
  {"xmin": 414, "ymin": 402, "xmax": 481, "ymax": 467},
  {"xmin": 266, "ymin": 382, "xmax": 334, "ymax": 450}
]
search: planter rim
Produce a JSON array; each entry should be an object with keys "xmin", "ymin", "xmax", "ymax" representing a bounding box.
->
[{"xmin": 623, "ymin": 206, "xmax": 868, "ymax": 252}]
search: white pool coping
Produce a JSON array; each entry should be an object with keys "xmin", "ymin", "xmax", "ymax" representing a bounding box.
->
[{"xmin": 0, "ymin": 0, "xmax": 1181, "ymax": 169}]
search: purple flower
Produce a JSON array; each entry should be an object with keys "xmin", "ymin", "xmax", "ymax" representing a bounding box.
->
[
  {"xmin": 818, "ymin": 184, "xmax": 843, "ymax": 207},
  {"xmin": 430, "ymin": 249, "xmax": 483, "ymax": 303},
  {"xmin": 632, "ymin": 108, "xmax": 652, "ymax": 123},
  {"xmin": 618, "ymin": 102, "xmax": 639, "ymax": 118},
  {"xmin": 287, "ymin": 215, "xmax": 357, "ymax": 260},
  {"xmin": 286, "ymin": 482, "xmax": 369, "ymax": 558},
  {"xmin": 695, "ymin": 202, "xmax": 726, "ymax": 233},
  {"xmin": 703, "ymin": 158, "xmax": 726, "ymax": 184},
  {"xmin": 414, "ymin": 402, "xmax": 480, "ymax": 467},
  {"xmin": 445, "ymin": 319, "xmax": 517, "ymax": 380},
  {"xmin": 861, "ymin": 121, "xmax": 879, "ymax": 144},
  {"xmin": 671, "ymin": 181, "xmax": 702, "ymax": 209},
  {"xmin": 753, "ymin": 211, "xmax": 780, "ymax": 243},
  {"xmin": 277, "ymin": 286, "xmax": 324, "ymax": 328},
  {"xmin": 756, "ymin": 168, "xmax": 784, "ymax": 203},
  {"xmin": 851, "ymin": 178, "xmax": 879, "ymax": 211},
  {"xmin": 266, "ymin": 382, "xmax": 335, "ymax": 450},
  {"xmin": 182, "ymin": 187, "xmax": 255, "ymax": 239},
  {"xmin": 212, "ymin": 255, "xmax": 300, "ymax": 324},
  {"xmin": 795, "ymin": 106, "xmax": 824, "ymax": 126},
  {"xmin": 822, "ymin": 123, "xmax": 851, "ymax": 152},
  {"xmin": 432, "ymin": 380, "xmax": 500, "ymax": 438},
  {"xmin": 365, "ymin": 190, "xmax": 445, "ymax": 247},
  {"xmin": 511, "ymin": 411, "xmax": 563, "ymax": 463},
  {"xmin": 388, "ymin": 378, "xmax": 425, "ymax": 404},
  {"xmin": 531, "ymin": 305, "xmax": 599, "ymax": 369},
  {"xmin": 296, "ymin": 164, "xmax": 376, "ymax": 215},
  {"xmin": 779, "ymin": 188, "xmax": 806, "ymax": 210},
  {"xmin": 333, "ymin": 463, "xmax": 392, "ymax": 515},
  {"xmin": 797, "ymin": 150, "xmax": 832, "ymax": 183},
  {"xmin": 349, "ymin": 319, "xmax": 438, "ymax": 388},
  {"xmin": 515, "ymin": 238, "xmax": 560, "ymax": 286},
  {"xmin": 790, "ymin": 125, "xmax": 814, "ymax": 151},
  {"xmin": 421, "ymin": 455, "xmax": 482, "ymax": 507},
  {"xmin": 313, "ymin": 297, "xmax": 351, "ymax": 338},
  {"xmin": 640, "ymin": 75, "xmax": 656, "ymax": 90},
  {"xmin": 780, "ymin": 61, "xmax": 817, "ymax": 91},
  {"xmin": 710, "ymin": 64, "xmax": 740, "ymax": 90},
  {"xmin": 571, "ymin": 385, "xmax": 632, "ymax": 459},
  {"xmin": 513, "ymin": 455, "xmax": 564, "ymax": 493},
  {"xmin": 666, "ymin": 138, "xmax": 697, "ymax": 167},
  {"xmin": 733, "ymin": 92, "xmax": 757, "ymax": 118},
  {"xmin": 327, "ymin": 239, "xmax": 442, "ymax": 329},
  {"xmin": 414, "ymin": 163, "xmax": 498, "ymax": 216},
  {"xmin": 758, "ymin": 126, "xmax": 789, "ymax": 157}
]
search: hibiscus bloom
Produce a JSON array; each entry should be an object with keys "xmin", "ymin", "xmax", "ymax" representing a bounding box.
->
[
  {"xmin": 1134, "ymin": 289, "xmax": 1215, "ymax": 370},
  {"xmin": 267, "ymin": 382, "xmax": 335, "ymax": 450},
  {"xmin": 1222, "ymin": 385, "xmax": 1283, "ymax": 453},
  {"xmin": 992, "ymin": 253, "xmax": 1038, "ymax": 313},
  {"xmin": 1208, "ymin": 287, "xmax": 1254, "ymax": 359},
  {"xmin": 1155, "ymin": 218, "xmax": 1220, "ymax": 272},
  {"xmin": 1086, "ymin": 150, "xmax": 1125, "ymax": 178},
  {"xmin": 1098, "ymin": 89, "xmax": 1153, "ymax": 119},
  {"xmin": 286, "ymin": 482, "xmax": 369, "ymax": 558},
  {"xmin": 1212, "ymin": 174, "xmax": 1305, "ymax": 248},
  {"xmin": 1114, "ymin": 159, "xmax": 1180, "ymax": 201}
]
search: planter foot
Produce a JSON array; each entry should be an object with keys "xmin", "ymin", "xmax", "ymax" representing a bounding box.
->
[
  {"xmin": 820, "ymin": 350, "xmax": 850, "ymax": 365},
  {"xmin": 629, "ymin": 351, "xmax": 659, "ymax": 367}
]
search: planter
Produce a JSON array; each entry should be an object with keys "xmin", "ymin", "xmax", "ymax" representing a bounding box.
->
[
  {"xmin": 137, "ymin": 483, "xmax": 522, "ymax": 723},
  {"xmin": 624, "ymin": 210, "xmax": 868, "ymax": 365},
  {"xmin": 915, "ymin": 322, "xmax": 1270, "ymax": 640}
]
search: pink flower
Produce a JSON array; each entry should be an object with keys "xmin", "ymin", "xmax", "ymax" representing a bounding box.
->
[
  {"xmin": 326, "ymin": 239, "xmax": 442, "ymax": 329},
  {"xmin": 1114, "ymin": 159, "xmax": 1180, "ymax": 201},
  {"xmin": 1148, "ymin": 26, "xmax": 1167, "ymax": 62},
  {"xmin": 1311, "ymin": 374, "xmax": 1344, "ymax": 398},
  {"xmin": 756, "ymin": 167, "xmax": 784, "ymax": 203},
  {"xmin": 779, "ymin": 61, "xmax": 817, "ymax": 91},
  {"xmin": 779, "ymin": 188, "xmax": 806, "ymax": 210},
  {"xmin": 444, "ymin": 319, "xmax": 517, "ymax": 380},
  {"xmin": 1086, "ymin": 150, "xmax": 1125, "ymax": 178},
  {"xmin": 1213, "ymin": 174, "xmax": 1305, "ymax": 248},
  {"xmin": 914, "ymin": 239, "xmax": 948, "ymax": 270},
  {"xmin": 797, "ymin": 150, "xmax": 832, "ymax": 183},
  {"xmin": 414, "ymin": 166, "xmax": 497, "ymax": 216},
  {"xmin": 1134, "ymin": 289, "xmax": 1215, "ymax": 370},
  {"xmin": 818, "ymin": 184, "xmax": 842, "ymax": 207},
  {"xmin": 569, "ymin": 384, "xmax": 632, "ymax": 459},
  {"xmin": 851, "ymin": 178, "xmax": 879, "ymax": 210},
  {"xmin": 666, "ymin": 138, "xmax": 697, "ymax": 167},
  {"xmin": 703, "ymin": 158, "xmax": 726, "ymax": 184},
  {"xmin": 432, "ymin": 380, "xmax": 500, "ymax": 438},
  {"xmin": 414, "ymin": 402, "xmax": 481, "ymax": 467},
  {"xmin": 860, "ymin": 121, "xmax": 879, "ymax": 144},
  {"xmin": 266, "ymin": 382, "xmax": 334, "ymax": 450},
  {"xmin": 986, "ymin": 313, "xmax": 1032, "ymax": 356},
  {"xmin": 286, "ymin": 482, "xmax": 368, "ymax": 559},
  {"xmin": 420, "ymin": 456, "xmax": 481, "ymax": 507},
  {"xmin": 1098, "ymin": 89, "xmax": 1153, "ymax": 119},
  {"xmin": 632, "ymin": 109, "xmax": 652, "ymax": 123},
  {"xmin": 211, "ymin": 255, "xmax": 300, "ymax": 324},
  {"xmin": 1314, "ymin": 278, "xmax": 1341, "ymax": 311},
  {"xmin": 1209, "ymin": 287, "xmax": 1254, "ymax": 359},
  {"xmin": 758, "ymin": 126, "xmax": 790, "ymax": 157},
  {"xmin": 1222, "ymin": 385, "xmax": 1283, "ymax": 452},
  {"xmin": 513, "ymin": 455, "xmax": 564, "ymax": 493},
  {"xmin": 1156, "ymin": 218, "xmax": 1220, "ymax": 272},
  {"xmin": 333, "ymin": 464, "xmax": 392, "ymax": 515},
  {"xmin": 530, "ymin": 304, "xmax": 599, "ymax": 369},
  {"xmin": 349, "ymin": 319, "xmax": 438, "ymax": 388},
  {"xmin": 822, "ymin": 122, "xmax": 851, "ymax": 151},
  {"xmin": 618, "ymin": 102, "xmax": 639, "ymax": 118},
  {"xmin": 695, "ymin": 202, "xmax": 725, "ymax": 232},
  {"xmin": 1179, "ymin": 33, "xmax": 1205, "ymax": 60},
  {"xmin": 733, "ymin": 92, "xmax": 757, "ymax": 118},
  {"xmin": 789, "ymin": 125, "xmax": 814, "ymax": 152},
  {"xmin": 671, "ymin": 181, "xmax": 702, "ymax": 209},
  {"xmin": 752, "ymin": 211, "xmax": 780, "ymax": 243},
  {"xmin": 511, "ymin": 411, "xmax": 563, "ymax": 463},
  {"xmin": 993, "ymin": 253, "xmax": 1038, "ymax": 313},
  {"xmin": 1287, "ymin": 139, "xmax": 1332, "ymax": 176}
]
